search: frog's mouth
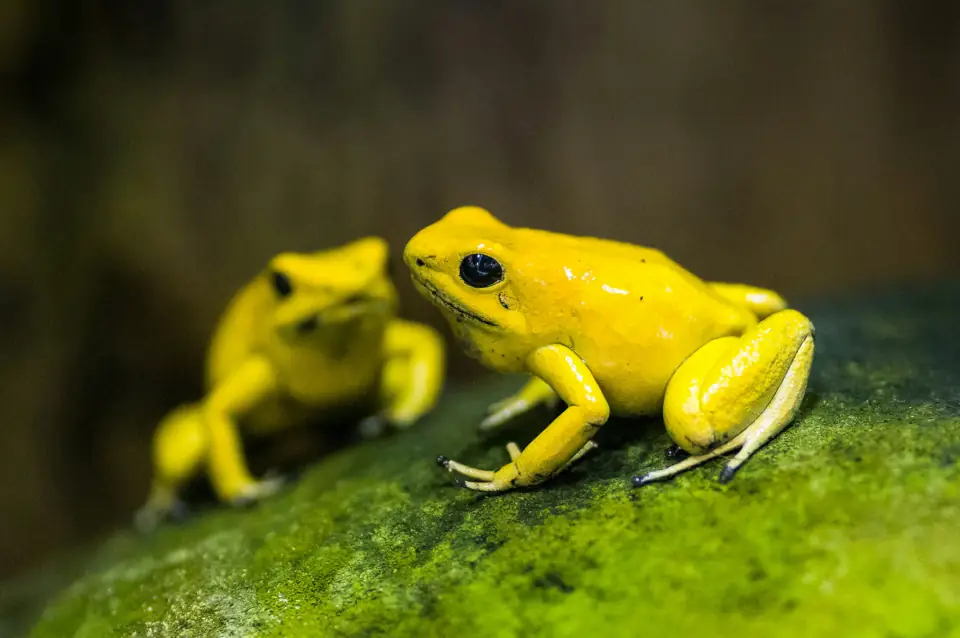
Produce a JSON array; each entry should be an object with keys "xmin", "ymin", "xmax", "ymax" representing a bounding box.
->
[
  {"xmin": 410, "ymin": 275, "xmax": 498, "ymax": 328},
  {"xmin": 279, "ymin": 298, "xmax": 393, "ymax": 339}
]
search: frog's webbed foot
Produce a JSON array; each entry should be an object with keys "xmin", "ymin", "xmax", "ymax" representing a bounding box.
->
[
  {"xmin": 479, "ymin": 377, "xmax": 558, "ymax": 431},
  {"xmin": 633, "ymin": 309, "xmax": 814, "ymax": 487},
  {"xmin": 438, "ymin": 440, "xmax": 598, "ymax": 492}
]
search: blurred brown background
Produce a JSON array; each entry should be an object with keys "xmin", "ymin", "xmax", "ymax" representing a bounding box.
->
[{"xmin": 1, "ymin": 1, "xmax": 958, "ymax": 579}]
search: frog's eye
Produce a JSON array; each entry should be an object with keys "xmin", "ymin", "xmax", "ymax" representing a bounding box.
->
[
  {"xmin": 271, "ymin": 271, "xmax": 293, "ymax": 298},
  {"xmin": 459, "ymin": 253, "xmax": 504, "ymax": 288}
]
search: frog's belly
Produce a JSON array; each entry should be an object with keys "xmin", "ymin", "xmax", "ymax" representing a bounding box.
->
[
  {"xmin": 243, "ymin": 360, "xmax": 382, "ymax": 436},
  {"xmin": 595, "ymin": 369, "xmax": 671, "ymax": 417},
  {"xmin": 243, "ymin": 386, "xmax": 378, "ymax": 437},
  {"xmin": 580, "ymin": 342, "xmax": 708, "ymax": 417}
]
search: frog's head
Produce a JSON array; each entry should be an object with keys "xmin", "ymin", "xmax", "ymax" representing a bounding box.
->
[
  {"xmin": 266, "ymin": 236, "xmax": 397, "ymax": 342},
  {"xmin": 404, "ymin": 207, "xmax": 532, "ymax": 362}
]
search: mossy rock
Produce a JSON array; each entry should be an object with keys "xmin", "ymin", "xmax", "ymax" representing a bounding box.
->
[{"xmin": 12, "ymin": 285, "xmax": 960, "ymax": 637}]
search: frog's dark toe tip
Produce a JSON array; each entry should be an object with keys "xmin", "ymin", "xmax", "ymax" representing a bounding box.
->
[
  {"xmin": 664, "ymin": 445, "xmax": 688, "ymax": 460},
  {"xmin": 631, "ymin": 475, "xmax": 650, "ymax": 488},
  {"xmin": 718, "ymin": 465, "xmax": 739, "ymax": 484},
  {"xmin": 168, "ymin": 500, "xmax": 191, "ymax": 522},
  {"xmin": 436, "ymin": 455, "xmax": 450, "ymax": 468}
]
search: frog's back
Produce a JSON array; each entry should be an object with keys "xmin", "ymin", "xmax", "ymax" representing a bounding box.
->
[
  {"xmin": 516, "ymin": 228, "xmax": 756, "ymax": 416},
  {"xmin": 515, "ymin": 227, "xmax": 732, "ymax": 311},
  {"xmin": 516, "ymin": 227, "xmax": 678, "ymax": 269}
]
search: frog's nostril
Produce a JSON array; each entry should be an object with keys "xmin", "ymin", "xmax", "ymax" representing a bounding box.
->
[
  {"xmin": 416, "ymin": 258, "xmax": 426, "ymax": 267},
  {"xmin": 296, "ymin": 315, "xmax": 319, "ymax": 334}
]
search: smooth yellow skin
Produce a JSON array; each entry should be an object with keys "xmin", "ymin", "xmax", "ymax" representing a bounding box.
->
[
  {"xmin": 136, "ymin": 237, "xmax": 445, "ymax": 529},
  {"xmin": 404, "ymin": 207, "xmax": 814, "ymax": 492}
]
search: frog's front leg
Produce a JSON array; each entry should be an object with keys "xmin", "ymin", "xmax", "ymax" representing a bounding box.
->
[
  {"xmin": 439, "ymin": 344, "xmax": 608, "ymax": 492},
  {"xmin": 634, "ymin": 309, "xmax": 814, "ymax": 486},
  {"xmin": 135, "ymin": 403, "xmax": 206, "ymax": 531},
  {"xmin": 204, "ymin": 357, "xmax": 285, "ymax": 504},
  {"xmin": 377, "ymin": 319, "xmax": 445, "ymax": 428},
  {"xmin": 479, "ymin": 376, "xmax": 558, "ymax": 431}
]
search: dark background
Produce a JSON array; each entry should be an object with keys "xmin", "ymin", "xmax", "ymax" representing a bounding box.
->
[{"xmin": 1, "ymin": 1, "xmax": 958, "ymax": 579}]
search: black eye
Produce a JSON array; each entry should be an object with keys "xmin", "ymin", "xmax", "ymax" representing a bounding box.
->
[
  {"xmin": 459, "ymin": 253, "xmax": 503, "ymax": 288},
  {"xmin": 271, "ymin": 271, "xmax": 293, "ymax": 298}
]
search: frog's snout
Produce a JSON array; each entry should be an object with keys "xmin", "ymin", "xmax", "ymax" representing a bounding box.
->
[
  {"xmin": 402, "ymin": 248, "xmax": 427, "ymax": 271},
  {"xmin": 402, "ymin": 241, "xmax": 439, "ymax": 289},
  {"xmin": 401, "ymin": 230, "xmax": 438, "ymax": 272},
  {"xmin": 401, "ymin": 238, "xmax": 420, "ymax": 270}
]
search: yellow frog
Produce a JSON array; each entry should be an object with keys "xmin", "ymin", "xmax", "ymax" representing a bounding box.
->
[
  {"xmin": 404, "ymin": 207, "xmax": 814, "ymax": 492},
  {"xmin": 136, "ymin": 237, "xmax": 445, "ymax": 529}
]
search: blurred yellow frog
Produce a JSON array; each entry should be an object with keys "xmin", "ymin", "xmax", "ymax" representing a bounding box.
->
[
  {"xmin": 136, "ymin": 237, "xmax": 444, "ymax": 529},
  {"xmin": 404, "ymin": 207, "xmax": 814, "ymax": 492}
]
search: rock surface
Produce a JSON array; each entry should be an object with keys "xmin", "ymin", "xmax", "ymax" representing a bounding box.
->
[{"xmin": 12, "ymin": 285, "xmax": 960, "ymax": 637}]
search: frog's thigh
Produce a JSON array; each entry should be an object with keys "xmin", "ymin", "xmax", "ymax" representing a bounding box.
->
[
  {"xmin": 647, "ymin": 309, "xmax": 814, "ymax": 483},
  {"xmin": 380, "ymin": 320, "xmax": 445, "ymax": 427},
  {"xmin": 708, "ymin": 282, "xmax": 787, "ymax": 319}
]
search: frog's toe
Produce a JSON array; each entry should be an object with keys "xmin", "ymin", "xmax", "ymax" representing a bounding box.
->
[
  {"xmin": 133, "ymin": 487, "xmax": 188, "ymax": 533},
  {"xmin": 717, "ymin": 463, "xmax": 740, "ymax": 484},
  {"xmin": 664, "ymin": 444, "xmax": 688, "ymax": 460},
  {"xmin": 230, "ymin": 475, "xmax": 286, "ymax": 507},
  {"xmin": 438, "ymin": 456, "xmax": 497, "ymax": 482},
  {"xmin": 479, "ymin": 401, "xmax": 520, "ymax": 431},
  {"xmin": 484, "ymin": 397, "xmax": 511, "ymax": 415},
  {"xmin": 461, "ymin": 478, "xmax": 516, "ymax": 492},
  {"xmin": 168, "ymin": 498, "xmax": 191, "ymax": 522},
  {"xmin": 631, "ymin": 473, "xmax": 657, "ymax": 488},
  {"xmin": 134, "ymin": 500, "xmax": 180, "ymax": 533},
  {"xmin": 358, "ymin": 414, "xmax": 389, "ymax": 439},
  {"xmin": 133, "ymin": 507, "xmax": 162, "ymax": 533}
]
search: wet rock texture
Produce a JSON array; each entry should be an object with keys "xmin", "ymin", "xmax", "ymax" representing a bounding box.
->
[{"xmin": 18, "ymin": 285, "xmax": 960, "ymax": 637}]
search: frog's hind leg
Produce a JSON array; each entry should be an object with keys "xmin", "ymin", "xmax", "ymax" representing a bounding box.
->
[
  {"xmin": 708, "ymin": 282, "xmax": 788, "ymax": 319},
  {"xmin": 634, "ymin": 309, "xmax": 814, "ymax": 486},
  {"xmin": 135, "ymin": 403, "xmax": 207, "ymax": 531}
]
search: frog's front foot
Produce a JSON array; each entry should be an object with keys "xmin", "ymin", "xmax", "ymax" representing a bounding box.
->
[
  {"xmin": 437, "ymin": 440, "xmax": 598, "ymax": 492},
  {"xmin": 134, "ymin": 489, "xmax": 190, "ymax": 533},
  {"xmin": 479, "ymin": 377, "xmax": 559, "ymax": 431},
  {"xmin": 357, "ymin": 414, "xmax": 390, "ymax": 439},
  {"xmin": 226, "ymin": 473, "xmax": 286, "ymax": 507}
]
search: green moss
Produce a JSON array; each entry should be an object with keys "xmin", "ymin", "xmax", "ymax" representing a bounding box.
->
[{"xmin": 16, "ymin": 284, "xmax": 960, "ymax": 637}]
